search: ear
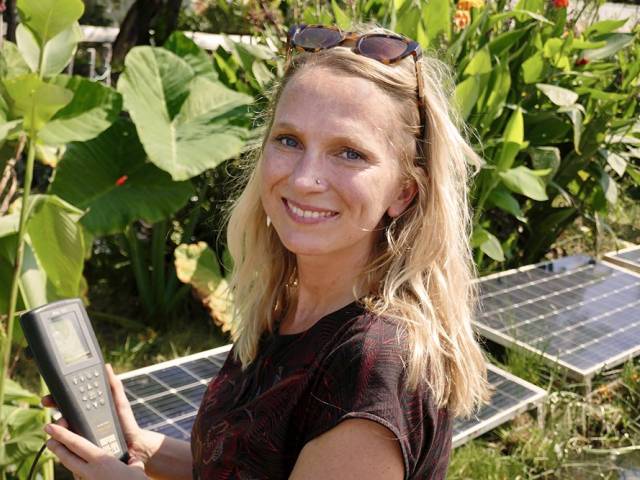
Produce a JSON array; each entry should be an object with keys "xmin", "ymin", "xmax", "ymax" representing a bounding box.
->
[{"xmin": 387, "ymin": 179, "xmax": 418, "ymax": 218}]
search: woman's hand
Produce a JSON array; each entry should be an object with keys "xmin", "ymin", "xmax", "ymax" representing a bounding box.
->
[
  {"xmin": 41, "ymin": 364, "xmax": 153, "ymax": 475},
  {"xmin": 45, "ymin": 421, "xmax": 148, "ymax": 480}
]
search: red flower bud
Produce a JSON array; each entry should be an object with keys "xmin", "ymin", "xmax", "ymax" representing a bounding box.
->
[
  {"xmin": 576, "ymin": 57, "xmax": 590, "ymax": 66},
  {"xmin": 552, "ymin": 0, "xmax": 569, "ymax": 7},
  {"xmin": 115, "ymin": 175, "xmax": 128, "ymax": 186}
]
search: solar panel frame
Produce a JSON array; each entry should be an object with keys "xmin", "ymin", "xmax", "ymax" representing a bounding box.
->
[
  {"xmin": 473, "ymin": 256, "xmax": 640, "ymax": 383},
  {"xmin": 452, "ymin": 363, "xmax": 546, "ymax": 448},
  {"xmin": 604, "ymin": 244, "xmax": 640, "ymax": 275}
]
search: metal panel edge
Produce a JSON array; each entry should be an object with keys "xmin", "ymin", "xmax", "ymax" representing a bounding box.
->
[{"xmin": 118, "ymin": 344, "xmax": 233, "ymax": 380}]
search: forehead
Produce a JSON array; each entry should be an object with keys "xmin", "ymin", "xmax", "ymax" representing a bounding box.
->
[{"xmin": 273, "ymin": 67, "xmax": 400, "ymax": 149}]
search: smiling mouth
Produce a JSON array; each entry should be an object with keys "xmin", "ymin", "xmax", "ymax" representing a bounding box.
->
[{"xmin": 282, "ymin": 198, "xmax": 339, "ymax": 219}]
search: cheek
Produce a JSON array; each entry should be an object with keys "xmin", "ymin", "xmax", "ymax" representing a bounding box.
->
[{"xmin": 260, "ymin": 149, "xmax": 289, "ymax": 193}]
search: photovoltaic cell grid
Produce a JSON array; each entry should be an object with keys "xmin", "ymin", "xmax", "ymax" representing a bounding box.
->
[
  {"xmin": 604, "ymin": 245, "xmax": 640, "ymax": 275},
  {"xmin": 475, "ymin": 255, "xmax": 640, "ymax": 379},
  {"xmin": 119, "ymin": 345, "xmax": 544, "ymax": 448},
  {"xmin": 452, "ymin": 364, "xmax": 545, "ymax": 448},
  {"xmin": 118, "ymin": 344, "xmax": 232, "ymax": 440}
]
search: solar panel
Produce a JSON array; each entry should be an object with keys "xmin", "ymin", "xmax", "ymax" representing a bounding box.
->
[
  {"xmin": 475, "ymin": 255, "xmax": 640, "ymax": 385},
  {"xmin": 118, "ymin": 344, "xmax": 232, "ymax": 440},
  {"xmin": 604, "ymin": 245, "xmax": 640, "ymax": 274},
  {"xmin": 452, "ymin": 363, "xmax": 546, "ymax": 448},
  {"xmin": 119, "ymin": 345, "xmax": 545, "ymax": 449}
]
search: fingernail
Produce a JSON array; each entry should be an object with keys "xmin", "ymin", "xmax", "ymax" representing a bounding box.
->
[{"xmin": 44, "ymin": 424, "xmax": 52, "ymax": 434}]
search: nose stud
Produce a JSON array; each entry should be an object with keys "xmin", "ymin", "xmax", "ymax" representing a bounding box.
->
[{"xmin": 315, "ymin": 178, "xmax": 321, "ymax": 185}]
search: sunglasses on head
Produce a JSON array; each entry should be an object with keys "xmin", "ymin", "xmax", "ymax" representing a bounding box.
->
[{"xmin": 286, "ymin": 24, "xmax": 427, "ymax": 142}]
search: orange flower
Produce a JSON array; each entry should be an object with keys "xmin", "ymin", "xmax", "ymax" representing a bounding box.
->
[
  {"xmin": 458, "ymin": 0, "xmax": 484, "ymax": 9},
  {"xmin": 552, "ymin": 0, "xmax": 569, "ymax": 8},
  {"xmin": 453, "ymin": 10, "xmax": 471, "ymax": 31}
]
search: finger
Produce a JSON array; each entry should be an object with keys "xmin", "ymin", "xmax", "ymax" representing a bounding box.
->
[
  {"xmin": 128, "ymin": 455, "xmax": 146, "ymax": 472},
  {"xmin": 106, "ymin": 364, "xmax": 139, "ymax": 431},
  {"xmin": 54, "ymin": 417, "xmax": 70, "ymax": 429},
  {"xmin": 45, "ymin": 423, "xmax": 104, "ymax": 463},
  {"xmin": 46, "ymin": 439, "xmax": 90, "ymax": 479}
]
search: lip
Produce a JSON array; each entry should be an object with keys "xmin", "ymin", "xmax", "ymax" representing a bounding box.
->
[{"xmin": 282, "ymin": 198, "xmax": 340, "ymax": 224}]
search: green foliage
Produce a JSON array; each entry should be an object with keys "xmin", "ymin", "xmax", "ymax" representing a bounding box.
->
[
  {"xmin": 117, "ymin": 46, "xmax": 253, "ymax": 180},
  {"xmin": 49, "ymin": 119, "xmax": 194, "ymax": 236}
]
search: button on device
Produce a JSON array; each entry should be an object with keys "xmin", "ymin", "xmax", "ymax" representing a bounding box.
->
[
  {"xmin": 99, "ymin": 399, "xmax": 105, "ymax": 405},
  {"xmin": 80, "ymin": 375, "xmax": 85, "ymax": 382},
  {"xmin": 73, "ymin": 376, "xmax": 78, "ymax": 385},
  {"xmin": 85, "ymin": 403, "xmax": 91, "ymax": 410},
  {"xmin": 82, "ymin": 395, "xmax": 87, "ymax": 401},
  {"xmin": 87, "ymin": 383, "xmax": 93, "ymax": 390},
  {"xmin": 79, "ymin": 386, "xmax": 85, "ymax": 393},
  {"xmin": 94, "ymin": 370, "xmax": 99, "ymax": 377}
]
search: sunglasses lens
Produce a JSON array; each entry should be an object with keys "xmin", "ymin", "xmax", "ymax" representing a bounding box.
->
[
  {"xmin": 294, "ymin": 27, "xmax": 343, "ymax": 49},
  {"xmin": 359, "ymin": 36, "xmax": 408, "ymax": 62}
]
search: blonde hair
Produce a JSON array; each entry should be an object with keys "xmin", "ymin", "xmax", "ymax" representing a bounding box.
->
[{"xmin": 225, "ymin": 25, "xmax": 490, "ymax": 417}]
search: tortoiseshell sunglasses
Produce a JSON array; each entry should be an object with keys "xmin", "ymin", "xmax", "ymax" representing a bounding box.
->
[{"xmin": 286, "ymin": 24, "xmax": 426, "ymax": 141}]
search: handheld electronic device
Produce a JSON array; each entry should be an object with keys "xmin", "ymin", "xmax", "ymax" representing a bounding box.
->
[{"xmin": 20, "ymin": 298, "xmax": 129, "ymax": 462}]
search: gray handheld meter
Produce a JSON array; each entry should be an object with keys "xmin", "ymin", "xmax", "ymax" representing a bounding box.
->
[{"xmin": 20, "ymin": 298, "xmax": 129, "ymax": 462}]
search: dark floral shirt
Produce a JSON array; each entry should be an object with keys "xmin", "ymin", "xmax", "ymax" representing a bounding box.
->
[{"xmin": 191, "ymin": 300, "xmax": 453, "ymax": 479}]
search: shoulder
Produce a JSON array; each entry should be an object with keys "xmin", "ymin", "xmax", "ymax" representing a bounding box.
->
[{"xmin": 324, "ymin": 311, "xmax": 408, "ymax": 375}]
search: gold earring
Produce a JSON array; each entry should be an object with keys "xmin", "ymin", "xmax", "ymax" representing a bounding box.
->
[{"xmin": 266, "ymin": 215, "xmax": 272, "ymax": 227}]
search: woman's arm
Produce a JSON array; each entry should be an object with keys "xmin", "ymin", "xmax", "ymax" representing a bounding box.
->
[
  {"xmin": 138, "ymin": 430, "xmax": 193, "ymax": 480},
  {"xmin": 288, "ymin": 419, "xmax": 404, "ymax": 480}
]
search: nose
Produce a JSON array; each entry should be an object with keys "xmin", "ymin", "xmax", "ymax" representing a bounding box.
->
[{"xmin": 289, "ymin": 148, "xmax": 327, "ymax": 192}]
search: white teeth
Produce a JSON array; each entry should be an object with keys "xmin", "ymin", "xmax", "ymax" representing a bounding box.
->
[{"xmin": 286, "ymin": 200, "xmax": 336, "ymax": 219}]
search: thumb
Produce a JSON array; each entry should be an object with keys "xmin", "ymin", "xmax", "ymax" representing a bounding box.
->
[{"xmin": 127, "ymin": 455, "xmax": 146, "ymax": 471}]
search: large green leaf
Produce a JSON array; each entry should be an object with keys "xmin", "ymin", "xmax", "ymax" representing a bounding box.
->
[
  {"xmin": 536, "ymin": 83, "xmax": 577, "ymax": 106},
  {"xmin": 499, "ymin": 166, "xmax": 549, "ymax": 201},
  {"xmin": 454, "ymin": 76, "xmax": 480, "ymax": 120},
  {"xmin": 0, "ymin": 42, "xmax": 31, "ymax": 79},
  {"xmin": 164, "ymin": 31, "xmax": 217, "ymax": 82},
  {"xmin": 584, "ymin": 19, "xmax": 628, "ymax": 37},
  {"xmin": 0, "ymin": 195, "xmax": 85, "ymax": 310},
  {"xmin": 16, "ymin": 22, "xmax": 82, "ymax": 77},
  {"xmin": 521, "ymin": 51, "xmax": 545, "ymax": 84},
  {"xmin": 49, "ymin": 118, "xmax": 194, "ymax": 235},
  {"xmin": 471, "ymin": 226, "xmax": 505, "ymax": 261},
  {"xmin": 4, "ymin": 73, "xmax": 72, "ymax": 131},
  {"xmin": 118, "ymin": 46, "xmax": 252, "ymax": 181},
  {"xmin": 464, "ymin": 47, "xmax": 492, "ymax": 76},
  {"xmin": 487, "ymin": 186, "xmax": 525, "ymax": 221},
  {"xmin": 16, "ymin": 0, "xmax": 84, "ymax": 46},
  {"xmin": 39, "ymin": 74, "xmax": 122, "ymax": 144},
  {"xmin": 331, "ymin": 0, "xmax": 351, "ymax": 30},
  {"xmin": 422, "ymin": 0, "xmax": 451, "ymax": 44},
  {"xmin": 583, "ymin": 33, "xmax": 634, "ymax": 61}
]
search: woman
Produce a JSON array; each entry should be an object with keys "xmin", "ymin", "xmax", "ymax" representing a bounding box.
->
[{"xmin": 43, "ymin": 23, "xmax": 490, "ymax": 479}]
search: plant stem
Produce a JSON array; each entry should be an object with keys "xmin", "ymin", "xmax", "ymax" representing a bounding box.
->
[
  {"xmin": 0, "ymin": 130, "xmax": 36, "ymax": 430},
  {"xmin": 124, "ymin": 225, "xmax": 154, "ymax": 315},
  {"xmin": 151, "ymin": 220, "xmax": 167, "ymax": 311}
]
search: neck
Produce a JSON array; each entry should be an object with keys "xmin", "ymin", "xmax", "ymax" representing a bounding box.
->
[{"xmin": 282, "ymin": 244, "xmax": 373, "ymax": 333}]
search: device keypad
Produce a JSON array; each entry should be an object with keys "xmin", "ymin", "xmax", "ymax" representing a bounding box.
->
[{"xmin": 72, "ymin": 370, "xmax": 106, "ymax": 411}]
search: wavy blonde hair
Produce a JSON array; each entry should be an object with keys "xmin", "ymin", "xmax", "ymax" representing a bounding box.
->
[{"xmin": 225, "ymin": 25, "xmax": 490, "ymax": 417}]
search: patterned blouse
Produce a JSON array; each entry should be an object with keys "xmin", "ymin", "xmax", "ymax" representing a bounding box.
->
[{"xmin": 191, "ymin": 300, "xmax": 453, "ymax": 479}]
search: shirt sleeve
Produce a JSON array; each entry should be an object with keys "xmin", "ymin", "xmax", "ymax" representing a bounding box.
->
[{"xmin": 300, "ymin": 314, "xmax": 438, "ymax": 479}]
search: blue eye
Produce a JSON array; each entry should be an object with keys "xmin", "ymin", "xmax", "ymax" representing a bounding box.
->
[
  {"xmin": 340, "ymin": 148, "xmax": 365, "ymax": 161},
  {"xmin": 276, "ymin": 135, "xmax": 299, "ymax": 148}
]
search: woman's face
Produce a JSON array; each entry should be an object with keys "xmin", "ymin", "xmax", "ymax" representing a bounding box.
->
[{"xmin": 260, "ymin": 66, "xmax": 416, "ymax": 262}]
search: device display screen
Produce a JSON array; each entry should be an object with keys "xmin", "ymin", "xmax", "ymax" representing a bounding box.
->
[{"xmin": 50, "ymin": 312, "xmax": 92, "ymax": 365}]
